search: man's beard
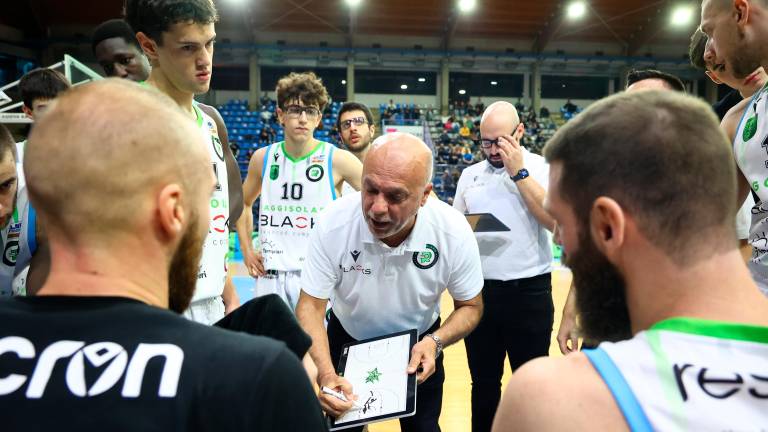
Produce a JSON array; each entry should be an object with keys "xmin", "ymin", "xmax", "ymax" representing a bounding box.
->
[
  {"xmin": 167, "ymin": 211, "xmax": 205, "ymax": 314},
  {"xmin": 730, "ymin": 29, "xmax": 765, "ymax": 79},
  {"xmin": 566, "ymin": 227, "xmax": 632, "ymax": 343},
  {"xmin": 487, "ymin": 158, "xmax": 504, "ymax": 169},
  {"xmin": 345, "ymin": 135, "xmax": 371, "ymax": 154}
]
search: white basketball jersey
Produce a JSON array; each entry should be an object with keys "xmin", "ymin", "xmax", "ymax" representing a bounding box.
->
[
  {"xmin": 191, "ymin": 104, "xmax": 230, "ymax": 302},
  {"xmin": 585, "ymin": 318, "xmax": 768, "ymax": 431},
  {"xmin": 748, "ymin": 199, "xmax": 768, "ymax": 296},
  {"xmin": 732, "ymin": 87, "xmax": 768, "ymax": 295},
  {"xmin": 734, "ymin": 85, "xmax": 768, "ymax": 202},
  {"xmin": 0, "ymin": 187, "xmax": 35, "ymax": 297},
  {"xmin": 259, "ymin": 141, "xmax": 337, "ymax": 271}
]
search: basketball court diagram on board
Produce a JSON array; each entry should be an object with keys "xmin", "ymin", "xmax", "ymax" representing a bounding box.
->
[{"xmin": 335, "ymin": 332, "xmax": 412, "ymax": 424}]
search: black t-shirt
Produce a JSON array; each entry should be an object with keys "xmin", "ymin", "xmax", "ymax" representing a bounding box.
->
[
  {"xmin": 713, "ymin": 88, "xmax": 743, "ymax": 121},
  {"xmin": 0, "ymin": 296, "xmax": 328, "ymax": 431},
  {"xmin": 214, "ymin": 294, "xmax": 312, "ymax": 359}
]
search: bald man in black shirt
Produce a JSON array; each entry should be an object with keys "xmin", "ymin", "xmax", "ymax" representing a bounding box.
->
[{"xmin": 0, "ymin": 79, "xmax": 326, "ymax": 431}]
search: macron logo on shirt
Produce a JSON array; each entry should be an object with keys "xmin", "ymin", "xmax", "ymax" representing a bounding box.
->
[
  {"xmin": 0, "ymin": 336, "xmax": 184, "ymax": 399},
  {"xmin": 350, "ymin": 250, "xmax": 361, "ymax": 262}
]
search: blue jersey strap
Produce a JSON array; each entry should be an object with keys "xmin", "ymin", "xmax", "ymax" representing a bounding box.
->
[
  {"xmin": 27, "ymin": 203, "xmax": 37, "ymax": 255},
  {"xmin": 584, "ymin": 348, "xmax": 653, "ymax": 432},
  {"xmin": 261, "ymin": 143, "xmax": 274, "ymax": 180},
  {"xmin": 328, "ymin": 145, "xmax": 336, "ymax": 200}
]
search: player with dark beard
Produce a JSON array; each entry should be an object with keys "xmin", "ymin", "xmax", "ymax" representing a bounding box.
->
[
  {"xmin": 492, "ymin": 90, "xmax": 768, "ymax": 431},
  {"xmin": 0, "ymin": 79, "xmax": 326, "ymax": 431}
]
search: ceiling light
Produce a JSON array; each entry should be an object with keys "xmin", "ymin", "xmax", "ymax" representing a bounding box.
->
[
  {"xmin": 567, "ymin": 1, "xmax": 586, "ymax": 20},
  {"xmin": 458, "ymin": 0, "xmax": 476, "ymax": 13},
  {"xmin": 401, "ymin": 84, "xmax": 408, "ymax": 90},
  {"xmin": 490, "ymin": 81, "xmax": 498, "ymax": 85},
  {"xmin": 345, "ymin": 0, "xmax": 362, "ymax": 7},
  {"xmin": 670, "ymin": 5, "xmax": 694, "ymax": 27},
  {"xmin": 459, "ymin": 89, "xmax": 467, "ymax": 95},
  {"xmin": 418, "ymin": 77, "xmax": 426, "ymax": 82}
]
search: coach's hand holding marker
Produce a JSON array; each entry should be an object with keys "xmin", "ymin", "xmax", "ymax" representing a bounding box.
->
[
  {"xmin": 407, "ymin": 336, "xmax": 438, "ymax": 384},
  {"xmin": 318, "ymin": 373, "xmax": 359, "ymax": 417},
  {"xmin": 321, "ymin": 387, "xmax": 363, "ymax": 410}
]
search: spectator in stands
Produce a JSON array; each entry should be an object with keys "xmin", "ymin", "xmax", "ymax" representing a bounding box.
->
[
  {"xmin": 438, "ymin": 143, "xmax": 451, "ymax": 163},
  {"xmin": 459, "ymin": 123, "xmax": 471, "ymax": 138},
  {"xmin": 444, "ymin": 116, "xmax": 455, "ymax": 132},
  {"xmin": 462, "ymin": 146, "xmax": 474, "ymax": 164},
  {"xmin": 450, "ymin": 144, "xmax": 462, "ymax": 165},
  {"xmin": 441, "ymin": 169, "xmax": 454, "ymax": 193},
  {"xmin": 260, "ymin": 108, "xmax": 272, "ymax": 122},
  {"xmin": 258, "ymin": 126, "xmax": 271, "ymax": 145},
  {"xmin": 563, "ymin": 99, "xmax": 578, "ymax": 114},
  {"xmin": 474, "ymin": 98, "xmax": 485, "ymax": 114},
  {"xmin": 260, "ymin": 91, "xmax": 271, "ymax": 106},
  {"xmin": 515, "ymin": 98, "xmax": 525, "ymax": 112},
  {"xmin": 440, "ymin": 130, "xmax": 451, "ymax": 145},
  {"xmin": 540, "ymin": 106, "xmax": 550, "ymax": 118},
  {"xmin": 626, "ymin": 69, "xmax": 686, "ymax": 92}
]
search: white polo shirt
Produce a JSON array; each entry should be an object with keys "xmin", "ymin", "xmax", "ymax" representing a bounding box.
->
[
  {"xmin": 301, "ymin": 192, "xmax": 484, "ymax": 341},
  {"xmin": 453, "ymin": 150, "xmax": 552, "ymax": 281}
]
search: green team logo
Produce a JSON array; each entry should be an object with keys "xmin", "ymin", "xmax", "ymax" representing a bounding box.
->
[
  {"xmin": 365, "ymin": 368, "xmax": 382, "ymax": 384},
  {"xmin": 412, "ymin": 244, "xmax": 439, "ymax": 269},
  {"xmin": 269, "ymin": 164, "xmax": 280, "ymax": 181},
  {"xmin": 743, "ymin": 114, "xmax": 758, "ymax": 142},
  {"xmin": 306, "ymin": 164, "xmax": 324, "ymax": 182}
]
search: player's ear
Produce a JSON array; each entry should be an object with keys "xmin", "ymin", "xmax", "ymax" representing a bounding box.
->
[
  {"xmin": 136, "ymin": 32, "xmax": 160, "ymax": 63},
  {"xmin": 421, "ymin": 184, "xmax": 432, "ymax": 206},
  {"xmin": 156, "ymin": 184, "xmax": 185, "ymax": 244}
]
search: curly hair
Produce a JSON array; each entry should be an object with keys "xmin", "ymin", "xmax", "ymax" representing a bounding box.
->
[{"xmin": 275, "ymin": 72, "xmax": 330, "ymax": 112}]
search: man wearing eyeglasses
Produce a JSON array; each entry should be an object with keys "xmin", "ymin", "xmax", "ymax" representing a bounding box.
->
[
  {"xmin": 237, "ymin": 72, "xmax": 363, "ymax": 310},
  {"xmin": 453, "ymin": 101, "xmax": 555, "ymax": 432},
  {"xmin": 336, "ymin": 101, "xmax": 376, "ymax": 195}
]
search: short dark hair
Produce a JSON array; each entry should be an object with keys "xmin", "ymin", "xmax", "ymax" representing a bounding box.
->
[
  {"xmin": 626, "ymin": 69, "xmax": 686, "ymax": 92},
  {"xmin": 689, "ymin": 29, "xmax": 708, "ymax": 70},
  {"xmin": 544, "ymin": 90, "xmax": 736, "ymax": 265},
  {"xmin": 91, "ymin": 19, "xmax": 141, "ymax": 54},
  {"xmin": 275, "ymin": 72, "xmax": 330, "ymax": 113},
  {"xmin": 0, "ymin": 124, "xmax": 16, "ymax": 162},
  {"xmin": 123, "ymin": 0, "xmax": 218, "ymax": 45},
  {"xmin": 336, "ymin": 102, "xmax": 374, "ymax": 130},
  {"xmin": 19, "ymin": 68, "xmax": 71, "ymax": 110}
]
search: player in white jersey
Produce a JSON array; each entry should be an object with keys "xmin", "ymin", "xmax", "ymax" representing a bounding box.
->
[
  {"xmin": 125, "ymin": 0, "xmax": 243, "ymax": 324},
  {"xmin": 336, "ymin": 102, "xmax": 375, "ymax": 196},
  {"xmin": 237, "ymin": 72, "xmax": 363, "ymax": 310},
  {"xmin": 492, "ymin": 91, "xmax": 768, "ymax": 431},
  {"xmin": 0, "ymin": 125, "xmax": 33, "ymax": 296},
  {"xmin": 700, "ymin": 0, "xmax": 768, "ymax": 296}
]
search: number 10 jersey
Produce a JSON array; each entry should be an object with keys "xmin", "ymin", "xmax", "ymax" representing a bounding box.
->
[{"xmin": 259, "ymin": 141, "xmax": 337, "ymax": 272}]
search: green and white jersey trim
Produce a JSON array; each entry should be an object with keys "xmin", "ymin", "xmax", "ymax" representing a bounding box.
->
[
  {"xmin": 587, "ymin": 317, "xmax": 768, "ymax": 431},
  {"xmin": 192, "ymin": 103, "xmax": 230, "ymax": 302}
]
